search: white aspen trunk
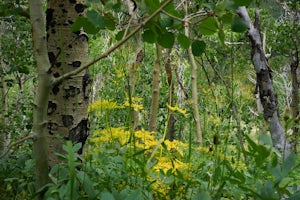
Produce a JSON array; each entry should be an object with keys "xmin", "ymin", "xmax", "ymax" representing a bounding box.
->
[
  {"xmin": 126, "ymin": 0, "xmax": 143, "ymax": 130},
  {"xmin": 176, "ymin": 59, "xmax": 185, "ymax": 139},
  {"xmin": 183, "ymin": 1, "xmax": 202, "ymax": 146},
  {"xmin": 29, "ymin": 0, "xmax": 52, "ymax": 198},
  {"xmin": 46, "ymin": 0, "xmax": 90, "ymax": 167},
  {"xmin": 149, "ymin": 44, "xmax": 162, "ymax": 132},
  {"xmin": 237, "ymin": 7, "xmax": 290, "ymax": 156}
]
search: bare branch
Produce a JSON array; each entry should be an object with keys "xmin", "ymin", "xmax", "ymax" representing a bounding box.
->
[
  {"xmin": 52, "ymin": 0, "xmax": 173, "ymax": 86},
  {"xmin": 0, "ymin": 135, "xmax": 35, "ymax": 159}
]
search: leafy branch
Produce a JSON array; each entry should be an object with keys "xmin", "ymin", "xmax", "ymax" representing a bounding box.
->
[
  {"xmin": 0, "ymin": 134, "xmax": 34, "ymax": 159},
  {"xmin": 52, "ymin": 0, "xmax": 173, "ymax": 86}
]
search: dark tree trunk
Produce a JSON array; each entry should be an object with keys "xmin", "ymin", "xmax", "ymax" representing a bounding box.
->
[{"xmin": 237, "ymin": 7, "xmax": 291, "ymax": 156}]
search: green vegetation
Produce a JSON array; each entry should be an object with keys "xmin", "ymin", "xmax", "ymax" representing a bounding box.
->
[{"xmin": 1, "ymin": 0, "xmax": 299, "ymax": 199}]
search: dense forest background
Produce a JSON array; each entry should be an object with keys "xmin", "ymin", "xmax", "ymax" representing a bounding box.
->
[{"xmin": 0, "ymin": 0, "xmax": 299, "ymax": 199}]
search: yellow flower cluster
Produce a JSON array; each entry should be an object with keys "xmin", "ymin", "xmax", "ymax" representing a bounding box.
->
[
  {"xmin": 153, "ymin": 157, "xmax": 187, "ymax": 173},
  {"xmin": 123, "ymin": 96, "xmax": 144, "ymax": 111},
  {"xmin": 166, "ymin": 104, "xmax": 188, "ymax": 117},
  {"xmin": 89, "ymin": 127, "xmax": 188, "ymax": 172},
  {"xmin": 88, "ymin": 99, "xmax": 122, "ymax": 112},
  {"xmin": 90, "ymin": 127, "xmax": 129, "ymax": 147},
  {"xmin": 164, "ymin": 140, "xmax": 188, "ymax": 157},
  {"xmin": 88, "ymin": 97, "xmax": 145, "ymax": 114},
  {"xmin": 207, "ymin": 115, "xmax": 221, "ymax": 126}
]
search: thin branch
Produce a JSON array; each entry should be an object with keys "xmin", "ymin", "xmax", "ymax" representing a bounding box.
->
[
  {"xmin": 162, "ymin": 10, "xmax": 185, "ymax": 22},
  {"xmin": 0, "ymin": 134, "xmax": 35, "ymax": 159},
  {"xmin": 52, "ymin": 0, "xmax": 173, "ymax": 86}
]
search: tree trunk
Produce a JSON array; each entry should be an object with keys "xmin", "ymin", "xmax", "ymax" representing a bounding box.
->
[
  {"xmin": 237, "ymin": 7, "xmax": 290, "ymax": 155},
  {"xmin": 290, "ymin": 49, "xmax": 299, "ymax": 152},
  {"xmin": 46, "ymin": 0, "xmax": 90, "ymax": 167},
  {"xmin": 175, "ymin": 58, "xmax": 187, "ymax": 140},
  {"xmin": 29, "ymin": 0, "xmax": 52, "ymax": 198},
  {"xmin": 184, "ymin": 1, "xmax": 202, "ymax": 146},
  {"xmin": 126, "ymin": 0, "xmax": 143, "ymax": 130},
  {"xmin": 149, "ymin": 44, "xmax": 162, "ymax": 132},
  {"xmin": 0, "ymin": 20, "xmax": 8, "ymax": 153},
  {"xmin": 164, "ymin": 49, "xmax": 176, "ymax": 140}
]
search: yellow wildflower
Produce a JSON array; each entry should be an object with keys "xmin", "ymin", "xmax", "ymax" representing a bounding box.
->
[
  {"xmin": 90, "ymin": 127, "xmax": 129, "ymax": 145},
  {"xmin": 115, "ymin": 69, "xmax": 124, "ymax": 78},
  {"xmin": 88, "ymin": 99, "xmax": 122, "ymax": 112},
  {"xmin": 164, "ymin": 140, "xmax": 187, "ymax": 157},
  {"xmin": 166, "ymin": 104, "xmax": 188, "ymax": 117},
  {"xmin": 123, "ymin": 97, "xmax": 144, "ymax": 111},
  {"xmin": 153, "ymin": 157, "xmax": 187, "ymax": 173}
]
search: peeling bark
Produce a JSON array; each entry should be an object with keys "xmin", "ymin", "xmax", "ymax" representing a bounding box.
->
[
  {"xmin": 46, "ymin": 0, "xmax": 91, "ymax": 167},
  {"xmin": 237, "ymin": 7, "xmax": 290, "ymax": 155}
]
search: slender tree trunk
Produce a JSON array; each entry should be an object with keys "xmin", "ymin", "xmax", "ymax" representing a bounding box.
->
[
  {"xmin": 149, "ymin": 44, "xmax": 162, "ymax": 132},
  {"xmin": 184, "ymin": 1, "xmax": 202, "ymax": 146},
  {"xmin": 175, "ymin": 58, "xmax": 187, "ymax": 140},
  {"xmin": 164, "ymin": 49, "xmax": 176, "ymax": 140},
  {"xmin": 126, "ymin": 0, "xmax": 143, "ymax": 130},
  {"xmin": 0, "ymin": 20, "xmax": 8, "ymax": 153},
  {"xmin": 237, "ymin": 7, "xmax": 290, "ymax": 155},
  {"xmin": 290, "ymin": 49, "xmax": 299, "ymax": 152},
  {"xmin": 15, "ymin": 72, "xmax": 24, "ymax": 110},
  {"xmin": 29, "ymin": 0, "xmax": 52, "ymax": 198},
  {"xmin": 0, "ymin": 70, "xmax": 8, "ymax": 153},
  {"xmin": 46, "ymin": 0, "xmax": 90, "ymax": 167}
]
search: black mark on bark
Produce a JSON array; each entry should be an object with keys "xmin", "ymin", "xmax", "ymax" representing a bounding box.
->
[
  {"xmin": 47, "ymin": 101, "xmax": 57, "ymax": 115},
  {"xmin": 64, "ymin": 86, "xmax": 80, "ymax": 99},
  {"xmin": 47, "ymin": 122, "xmax": 58, "ymax": 135},
  {"xmin": 62, "ymin": 115, "xmax": 74, "ymax": 127},
  {"xmin": 70, "ymin": 118, "xmax": 89, "ymax": 154}
]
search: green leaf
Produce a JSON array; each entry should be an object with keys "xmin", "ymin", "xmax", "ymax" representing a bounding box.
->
[
  {"xmin": 144, "ymin": 0, "xmax": 160, "ymax": 12},
  {"xmin": 191, "ymin": 40, "xmax": 206, "ymax": 56},
  {"xmin": 287, "ymin": 191, "xmax": 300, "ymax": 200},
  {"xmin": 87, "ymin": 10, "xmax": 106, "ymax": 29},
  {"xmin": 282, "ymin": 153, "xmax": 296, "ymax": 176},
  {"xmin": 157, "ymin": 31, "xmax": 175, "ymax": 48},
  {"xmin": 125, "ymin": 188, "xmax": 143, "ymax": 200},
  {"xmin": 71, "ymin": 16, "xmax": 99, "ymax": 34},
  {"xmin": 77, "ymin": 171, "xmax": 96, "ymax": 199},
  {"xmin": 104, "ymin": 14, "xmax": 116, "ymax": 30},
  {"xmin": 269, "ymin": 164, "xmax": 282, "ymax": 180},
  {"xmin": 220, "ymin": 13, "xmax": 234, "ymax": 24},
  {"xmin": 192, "ymin": 191, "xmax": 211, "ymax": 200},
  {"xmin": 199, "ymin": 17, "xmax": 218, "ymax": 35},
  {"xmin": 215, "ymin": 1, "xmax": 227, "ymax": 17},
  {"xmin": 164, "ymin": 2, "xmax": 180, "ymax": 17},
  {"xmin": 116, "ymin": 30, "xmax": 125, "ymax": 41},
  {"xmin": 101, "ymin": 191, "xmax": 115, "ymax": 200},
  {"xmin": 160, "ymin": 16, "xmax": 174, "ymax": 28},
  {"xmin": 142, "ymin": 29, "xmax": 157, "ymax": 43},
  {"xmin": 234, "ymin": 0, "xmax": 253, "ymax": 7},
  {"xmin": 177, "ymin": 33, "xmax": 190, "ymax": 49},
  {"xmin": 218, "ymin": 29, "xmax": 225, "ymax": 44},
  {"xmin": 231, "ymin": 16, "xmax": 249, "ymax": 33}
]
